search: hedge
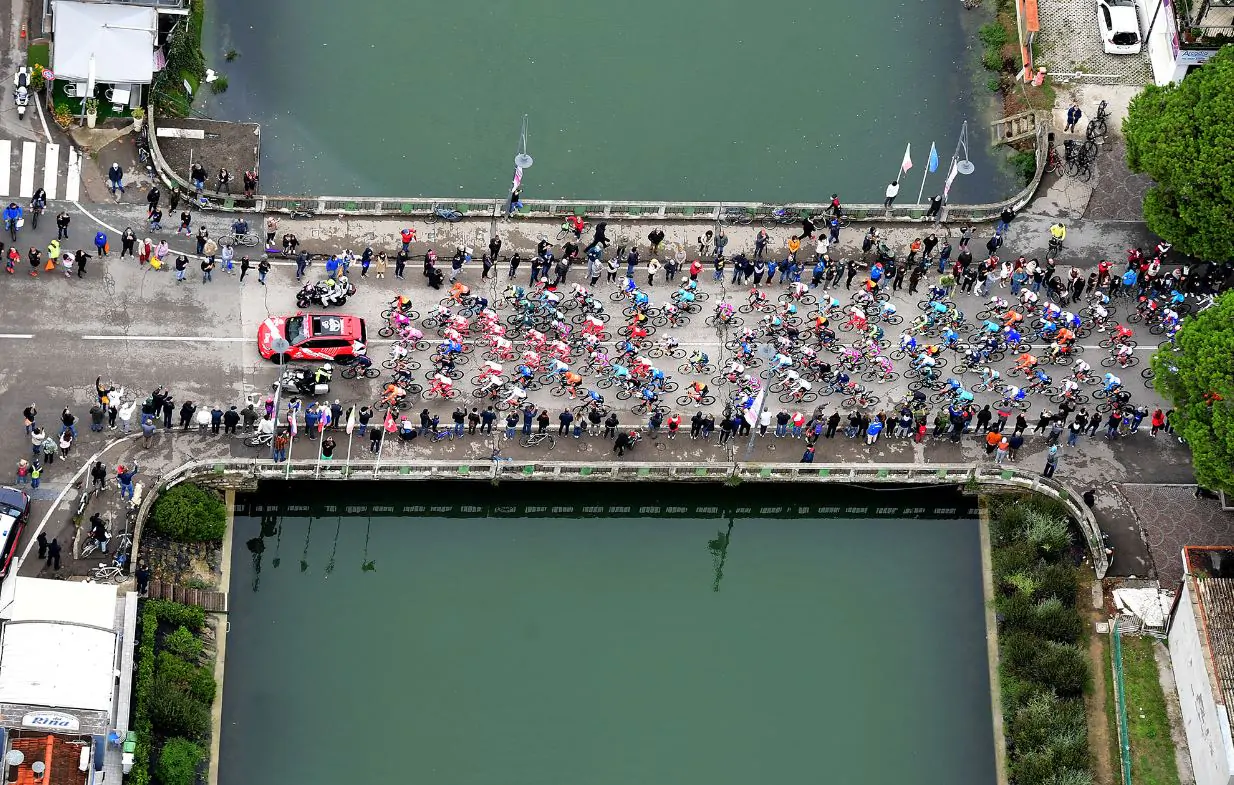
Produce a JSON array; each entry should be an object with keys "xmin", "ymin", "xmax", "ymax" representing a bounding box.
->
[
  {"xmin": 989, "ymin": 495, "xmax": 1094, "ymax": 785},
  {"xmin": 147, "ymin": 483, "xmax": 227, "ymax": 542},
  {"xmin": 155, "ymin": 738, "xmax": 203, "ymax": 785},
  {"xmin": 131, "ymin": 601, "xmax": 213, "ymax": 785}
]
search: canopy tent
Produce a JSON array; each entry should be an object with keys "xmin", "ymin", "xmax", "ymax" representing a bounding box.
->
[{"xmin": 51, "ymin": 0, "xmax": 157, "ymax": 85}]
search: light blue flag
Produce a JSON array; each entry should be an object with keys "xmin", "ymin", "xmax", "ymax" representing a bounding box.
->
[{"xmin": 927, "ymin": 142, "xmax": 939, "ymax": 173}]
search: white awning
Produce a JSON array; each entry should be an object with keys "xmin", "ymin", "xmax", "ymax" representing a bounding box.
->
[{"xmin": 51, "ymin": 1, "xmax": 157, "ymax": 85}]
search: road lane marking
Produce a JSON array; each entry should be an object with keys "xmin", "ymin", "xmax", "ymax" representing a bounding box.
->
[
  {"xmin": 0, "ymin": 140, "xmax": 10, "ymax": 196},
  {"xmin": 64, "ymin": 148, "xmax": 81, "ymax": 202},
  {"xmin": 0, "ymin": 334, "xmax": 34, "ymax": 339},
  {"xmin": 81, "ymin": 335, "xmax": 251, "ymax": 342},
  {"xmin": 18, "ymin": 141, "xmax": 37, "ymax": 197},
  {"xmin": 43, "ymin": 143, "xmax": 59, "ymax": 200}
]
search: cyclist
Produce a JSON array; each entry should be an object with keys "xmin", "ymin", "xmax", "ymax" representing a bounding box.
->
[
  {"xmin": 1002, "ymin": 308, "xmax": 1023, "ymax": 329},
  {"xmin": 390, "ymin": 294, "xmax": 415, "ymax": 315},
  {"xmin": 1112, "ymin": 323, "xmax": 1135, "ymax": 344},
  {"xmin": 1049, "ymin": 222, "xmax": 1066, "ymax": 247},
  {"xmin": 1029, "ymin": 368, "xmax": 1052, "ymax": 390},
  {"xmin": 1073, "ymin": 358, "xmax": 1092, "ymax": 378},
  {"xmin": 1114, "ymin": 343, "xmax": 1134, "ymax": 364},
  {"xmin": 688, "ymin": 350, "xmax": 710, "ymax": 368},
  {"xmin": 978, "ymin": 366, "xmax": 1002, "ymax": 388},
  {"xmin": 1059, "ymin": 376, "xmax": 1080, "ymax": 397},
  {"xmin": 1092, "ymin": 301, "xmax": 1110, "ymax": 331},
  {"xmin": 29, "ymin": 188, "xmax": 45, "ymax": 228},
  {"xmin": 1005, "ymin": 325, "xmax": 1024, "ymax": 347},
  {"xmin": 2, "ymin": 202, "xmax": 22, "ymax": 240},
  {"xmin": 1103, "ymin": 373, "xmax": 1122, "ymax": 393},
  {"xmin": 899, "ymin": 333, "xmax": 918, "ymax": 353},
  {"xmin": 380, "ymin": 383, "xmax": 407, "ymax": 408},
  {"xmin": 1013, "ymin": 353, "xmax": 1038, "ymax": 375},
  {"xmin": 560, "ymin": 371, "xmax": 584, "ymax": 396},
  {"xmin": 1002, "ymin": 384, "xmax": 1027, "ymax": 406}
]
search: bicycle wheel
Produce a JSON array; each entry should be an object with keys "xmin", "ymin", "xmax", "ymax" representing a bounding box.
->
[
  {"xmin": 1081, "ymin": 139, "xmax": 1098, "ymax": 160},
  {"xmin": 1065, "ymin": 159, "xmax": 1079, "ymax": 178},
  {"xmin": 340, "ymin": 366, "xmax": 358, "ymax": 380},
  {"xmin": 1076, "ymin": 162, "xmax": 1094, "ymax": 183}
]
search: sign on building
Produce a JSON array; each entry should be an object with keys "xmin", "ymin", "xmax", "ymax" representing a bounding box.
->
[{"xmin": 21, "ymin": 711, "xmax": 80, "ymax": 732}]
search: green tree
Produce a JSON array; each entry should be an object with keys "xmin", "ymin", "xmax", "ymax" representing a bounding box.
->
[
  {"xmin": 1123, "ymin": 46, "xmax": 1234, "ymax": 261},
  {"xmin": 1151, "ymin": 291, "xmax": 1234, "ymax": 492},
  {"xmin": 155, "ymin": 738, "xmax": 203, "ymax": 785}
]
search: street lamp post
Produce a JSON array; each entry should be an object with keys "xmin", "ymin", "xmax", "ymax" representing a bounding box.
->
[{"xmin": 268, "ymin": 337, "xmax": 290, "ymax": 462}]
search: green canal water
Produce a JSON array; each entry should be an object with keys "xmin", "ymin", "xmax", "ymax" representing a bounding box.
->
[
  {"xmin": 218, "ymin": 483, "xmax": 995, "ymax": 785},
  {"xmin": 201, "ymin": 1, "xmax": 1012, "ymax": 203}
]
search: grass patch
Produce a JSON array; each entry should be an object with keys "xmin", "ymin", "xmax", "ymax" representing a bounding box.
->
[
  {"xmin": 209, "ymin": 75, "xmax": 228, "ymax": 94},
  {"xmin": 1120, "ymin": 636, "xmax": 1182, "ymax": 785},
  {"xmin": 27, "ymin": 43, "xmax": 49, "ymax": 69}
]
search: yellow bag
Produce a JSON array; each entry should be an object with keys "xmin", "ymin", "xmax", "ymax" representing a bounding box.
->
[{"xmin": 150, "ymin": 257, "xmax": 162, "ymax": 270}]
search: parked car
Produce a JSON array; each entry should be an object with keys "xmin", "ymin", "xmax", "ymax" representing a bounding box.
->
[
  {"xmin": 0, "ymin": 486, "xmax": 30, "ymax": 579},
  {"xmin": 1097, "ymin": 0, "xmax": 1142, "ymax": 54}
]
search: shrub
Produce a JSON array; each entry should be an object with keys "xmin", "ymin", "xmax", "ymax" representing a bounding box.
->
[
  {"xmin": 989, "ymin": 500, "xmax": 1031, "ymax": 545},
  {"xmin": 1000, "ymin": 630, "xmax": 1042, "ymax": 671},
  {"xmin": 147, "ymin": 600, "xmax": 206, "ymax": 631},
  {"xmin": 1025, "ymin": 642, "xmax": 1089, "ymax": 697},
  {"xmin": 1001, "ymin": 673, "xmax": 1049, "ymax": 715},
  {"xmin": 1010, "ymin": 149, "xmax": 1037, "ymax": 184},
  {"xmin": 148, "ymin": 483, "xmax": 226, "ymax": 542},
  {"xmin": 1035, "ymin": 562, "xmax": 1079, "ymax": 603},
  {"xmin": 210, "ymin": 75, "xmax": 228, "ymax": 94},
  {"xmin": 164, "ymin": 626, "xmax": 203, "ymax": 662},
  {"xmin": 155, "ymin": 738, "xmax": 203, "ymax": 785},
  {"xmin": 979, "ymin": 22, "xmax": 1011, "ymax": 48},
  {"xmin": 157, "ymin": 652, "xmax": 216, "ymax": 704},
  {"xmin": 1032, "ymin": 596, "xmax": 1084, "ymax": 644},
  {"xmin": 982, "ymin": 50, "xmax": 1004, "ymax": 72},
  {"xmin": 148, "ymin": 679, "xmax": 211, "ymax": 740},
  {"xmin": 997, "ymin": 592, "xmax": 1036, "ymax": 631},
  {"xmin": 1005, "ymin": 571, "xmax": 1040, "ymax": 597},
  {"xmin": 1025, "ymin": 508, "xmax": 1073, "ymax": 555},
  {"xmin": 994, "ymin": 541, "xmax": 1038, "ymax": 581}
]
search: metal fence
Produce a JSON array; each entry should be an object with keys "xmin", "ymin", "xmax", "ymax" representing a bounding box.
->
[
  {"xmin": 146, "ymin": 456, "xmax": 1107, "ymax": 576},
  {"xmin": 147, "ymin": 112, "xmax": 1050, "ymax": 225}
]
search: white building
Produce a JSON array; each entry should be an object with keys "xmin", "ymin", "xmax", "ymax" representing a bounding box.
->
[
  {"xmin": 0, "ymin": 577, "xmax": 138, "ymax": 785},
  {"xmin": 1168, "ymin": 547, "xmax": 1234, "ymax": 785},
  {"xmin": 1141, "ymin": 0, "xmax": 1228, "ymax": 84}
]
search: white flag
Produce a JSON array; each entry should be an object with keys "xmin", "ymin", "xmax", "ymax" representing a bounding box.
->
[
  {"xmin": 900, "ymin": 143, "xmax": 913, "ymax": 173},
  {"xmin": 345, "ymin": 405, "xmax": 356, "ymax": 435},
  {"xmin": 943, "ymin": 158, "xmax": 959, "ymax": 200}
]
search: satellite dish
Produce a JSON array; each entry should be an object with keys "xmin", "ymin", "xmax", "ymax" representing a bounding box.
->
[
  {"xmin": 514, "ymin": 153, "xmax": 534, "ymax": 169},
  {"xmin": 957, "ymin": 160, "xmax": 975, "ymax": 175}
]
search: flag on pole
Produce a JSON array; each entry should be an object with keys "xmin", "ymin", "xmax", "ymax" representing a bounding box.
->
[
  {"xmin": 943, "ymin": 158, "xmax": 960, "ymax": 200},
  {"xmin": 345, "ymin": 405, "xmax": 357, "ymax": 436},
  {"xmin": 318, "ymin": 409, "xmax": 331, "ymax": 432},
  {"xmin": 384, "ymin": 408, "xmax": 398, "ymax": 433},
  {"xmin": 512, "ymin": 165, "xmax": 523, "ymax": 191},
  {"xmin": 900, "ymin": 143, "xmax": 913, "ymax": 173},
  {"xmin": 927, "ymin": 143, "xmax": 939, "ymax": 173},
  {"xmin": 287, "ymin": 411, "xmax": 298, "ymax": 436}
]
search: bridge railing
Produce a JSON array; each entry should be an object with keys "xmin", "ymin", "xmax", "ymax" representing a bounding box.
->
[
  {"xmin": 147, "ymin": 455, "xmax": 1105, "ymax": 577},
  {"xmin": 147, "ymin": 113, "xmax": 1050, "ymax": 225}
]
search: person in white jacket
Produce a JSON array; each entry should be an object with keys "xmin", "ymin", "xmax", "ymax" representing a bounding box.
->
[{"xmin": 117, "ymin": 399, "xmax": 137, "ymax": 434}]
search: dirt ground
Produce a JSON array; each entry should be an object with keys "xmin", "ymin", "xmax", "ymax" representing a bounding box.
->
[{"xmin": 1087, "ymin": 593, "xmax": 1117, "ymax": 785}]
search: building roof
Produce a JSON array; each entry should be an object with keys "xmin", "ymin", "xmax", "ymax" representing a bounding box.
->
[
  {"xmin": 0, "ymin": 578, "xmax": 118, "ymax": 714},
  {"xmin": 1186, "ymin": 547, "xmax": 1234, "ymax": 737},
  {"xmin": 51, "ymin": 1, "xmax": 158, "ymax": 84}
]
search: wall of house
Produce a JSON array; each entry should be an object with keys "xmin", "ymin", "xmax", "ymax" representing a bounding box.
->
[{"xmin": 1169, "ymin": 581, "xmax": 1234, "ymax": 785}]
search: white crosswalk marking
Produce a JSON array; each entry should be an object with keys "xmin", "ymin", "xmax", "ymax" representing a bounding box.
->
[
  {"xmin": 42, "ymin": 144, "xmax": 59, "ymax": 200},
  {"xmin": 65, "ymin": 148, "xmax": 81, "ymax": 202},
  {"xmin": 0, "ymin": 140, "xmax": 10, "ymax": 196},
  {"xmin": 18, "ymin": 141, "xmax": 36, "ymax": 197}
]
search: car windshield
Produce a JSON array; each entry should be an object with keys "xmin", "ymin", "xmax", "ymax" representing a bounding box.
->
[
  {"xmin": 284, "ymin": 316, "xmax": 307, "ymax": 345},
  {"xmin": 0, "ymin": 504, "xmax": 20, "ymax": 519}
]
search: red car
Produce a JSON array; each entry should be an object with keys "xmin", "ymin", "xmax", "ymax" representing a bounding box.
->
[
  {"xmin": 0, "ymin": 486, "xmax": 30, "ymax": 580},
  {"xmin": 257, "ymin": 313, "xmax": 367, "ymax": 362}
]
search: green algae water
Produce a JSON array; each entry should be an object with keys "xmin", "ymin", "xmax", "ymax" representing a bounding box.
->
[
  {"xmin": 202, "ymin": 1, "xmax": 1011, "ymax": 202},
  {"xmin": 219, "ymin": 483, "xmax": 995, "ymax": 785}
]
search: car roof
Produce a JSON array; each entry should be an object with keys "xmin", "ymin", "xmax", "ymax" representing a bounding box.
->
[
  {"xmin": 306, "ymin": 314, "xmax": 361, "ymax": 336},
  {"xmin": 0, "ymin": 487, "xmax": 26, "ymax": 510}
]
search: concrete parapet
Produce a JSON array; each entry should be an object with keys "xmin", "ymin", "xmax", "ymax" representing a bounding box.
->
[
  {"xmin": 146, "ymin": 112, "xmax": 1049, "ymax": 225},
  {"xmin": 147, "ymin": 455, "xmax": 1107, "ymax": 577}
]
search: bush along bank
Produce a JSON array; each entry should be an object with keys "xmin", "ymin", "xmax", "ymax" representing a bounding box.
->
[
  {"xmin": 143, "ymin": 482, "xmax": 226, "ymax": 585},
  {"xmin": 988, "ymin": 495, "xmax": 1094, "ymax": 785},
  {"xmin": 131, "ymin": 600, "xmax": 215, "ymax": 785}
]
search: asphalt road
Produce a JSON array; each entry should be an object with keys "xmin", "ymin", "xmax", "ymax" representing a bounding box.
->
[{"xmin": 0, "ymin": 197, "xmax": 1192, "ymax": 582}]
